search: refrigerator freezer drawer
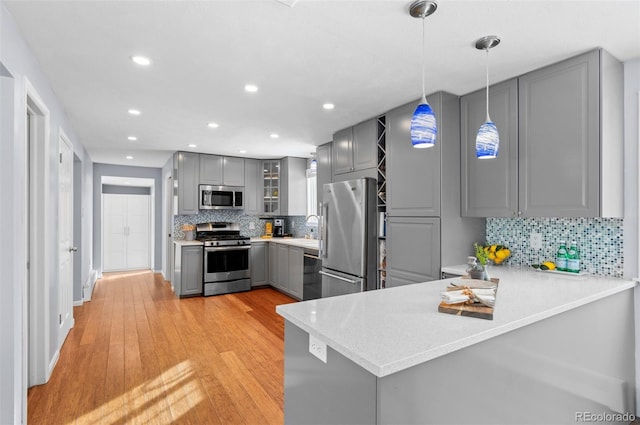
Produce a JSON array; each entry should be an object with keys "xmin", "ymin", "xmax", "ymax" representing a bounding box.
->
[{"xmin": 320, "ymin": 269, "xmax": 364, "ymax": 298}]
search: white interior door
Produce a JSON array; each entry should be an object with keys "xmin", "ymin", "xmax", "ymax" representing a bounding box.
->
[
  {"xmin": 58, "ymin": 131, "xmax": 74, "ymax": 342},
  {"xmin": 126, "ymin": 195, "xmax": 150, "ymax": 270},
  {"xmin": 103, "ymin": 193, "xmax": 150, "ymax": 272}
]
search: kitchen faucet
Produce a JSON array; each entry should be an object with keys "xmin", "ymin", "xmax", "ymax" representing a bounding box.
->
[{"xmin": 305, "ymin": 215, "xmax": 319, "ymax": 239}]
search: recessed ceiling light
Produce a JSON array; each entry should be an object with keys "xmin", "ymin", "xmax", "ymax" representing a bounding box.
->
[
  {"xmin": 130, "ymin": 55, "xmax": 152, "ymax": 66},
  {"xmin": 126, "ymin": 155, "xmax": 134, "ymax": 160},
  {"xmin": 207, "ymin": 122, "xmax": 219, "ymax": 128},
  {"xmin": 127, "ymin": 136, "xmax": 137, "ymax": 141},
  {"xmin": 188, "ymin": 144, "xmax": 197, "ymax": 148},
  {"xmin": 244, "ymin": 84, "xmax": 258, "ymax": 93},
  {"xmin": 270, "ymin": 133, "xmax": 279, "ymax": 139},
  {"xmin": 239, "ymin": 149, "xmax": 247, "ymax": 154},
  {"xmin": 128, "ymin": 109, "xmax": 141, "ymax": 115},
  {"xmin": 323, "ymin": 103, "xmax": 335, "ymax": 110}
]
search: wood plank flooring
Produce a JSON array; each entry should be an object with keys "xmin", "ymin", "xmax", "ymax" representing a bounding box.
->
[{"xmin": 27, "ymin": 271, "xmax": 297, "ymax": 425}]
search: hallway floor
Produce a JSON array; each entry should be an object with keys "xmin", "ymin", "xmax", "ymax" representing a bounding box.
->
[{"xmin": 27, "ymin": 271, "xmax": 296, "ymax": 424}]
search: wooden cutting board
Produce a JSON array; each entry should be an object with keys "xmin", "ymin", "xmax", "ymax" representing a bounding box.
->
[{"xmin": 438, "ymin": 277, "xmax": 499, "ymax": 320}]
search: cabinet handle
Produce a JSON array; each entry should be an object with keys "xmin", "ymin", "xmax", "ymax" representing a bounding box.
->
[
  {"xmin": 319, "ymin": 270, "xmax": 357, "ymax": 284},
  {"xmin": 518, "ymin": 211, "xmax": 522, "ymax": 216}
]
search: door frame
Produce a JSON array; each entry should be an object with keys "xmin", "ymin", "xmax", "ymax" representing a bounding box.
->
[
  {"xmin": 57, "ymin": 128, "xmax": 75, "ymax": 344},
  {"xmin": 24, "ymin": 77, "xmax": 53, "ymax": 387}
]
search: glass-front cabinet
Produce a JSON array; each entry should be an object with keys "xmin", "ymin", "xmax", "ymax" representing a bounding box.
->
[{"xmin": 263, "ymin": 160, "xmax": 280, "ymax": 214}]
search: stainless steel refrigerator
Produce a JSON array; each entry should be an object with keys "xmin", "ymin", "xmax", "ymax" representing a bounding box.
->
[{"xmin": 319, "ymin": 178, "xmax": 377, "ymax": 298}]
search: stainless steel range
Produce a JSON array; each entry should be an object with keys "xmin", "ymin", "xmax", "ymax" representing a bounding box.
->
[{"xmin": 196, "ymin": 222, "xmax": 251, "ymax": 296}]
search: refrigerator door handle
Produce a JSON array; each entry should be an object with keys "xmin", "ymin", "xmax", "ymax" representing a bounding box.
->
[
  {"xmin": 320, "ymin": 202, "xmax": 328, "ymax": 259},
  {"xmin": 319, "ymin": 270, "xmax": 357, "ymax": 284}
]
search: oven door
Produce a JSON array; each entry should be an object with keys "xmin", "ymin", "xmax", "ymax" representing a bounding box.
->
[{"xmin": 204, "ymin": 245, "xmax": 251, "ymax": 282}]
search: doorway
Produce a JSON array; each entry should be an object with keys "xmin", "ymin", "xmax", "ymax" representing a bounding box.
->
[{"xmin": 57, "ymin": 130, "xmax": 74, "ymax": 344}]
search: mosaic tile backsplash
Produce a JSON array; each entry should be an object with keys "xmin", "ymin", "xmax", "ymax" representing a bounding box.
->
[
  {"xmin": 486, "ymin": 218, "xmax": 623, "ymax": 277},
  {"xmin": 173, "ymin": 211, "xmax": 315, "ymax": 240}
]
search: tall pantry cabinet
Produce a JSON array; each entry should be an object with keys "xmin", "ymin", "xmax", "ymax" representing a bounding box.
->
[{"xmin": 385, "ymin": 92, "xmax": 485, "ymax": 286}]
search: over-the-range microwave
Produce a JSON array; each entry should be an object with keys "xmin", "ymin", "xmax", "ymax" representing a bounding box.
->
[{"xmin": 199, "ymin": 185, "xmax": 244, "ymax": 210}]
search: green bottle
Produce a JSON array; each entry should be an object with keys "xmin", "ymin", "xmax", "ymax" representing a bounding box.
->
[
  {"xmin": 566, "ymin": 241, "xmax": 580, "ymax": 273},
  {"xmin": 555, "ymin": 241, "xmax": 568, "ymax": 272}
]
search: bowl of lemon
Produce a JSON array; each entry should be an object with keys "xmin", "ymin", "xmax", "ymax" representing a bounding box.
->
[{"xmin": 484, "ymin": 244, "xmax": 511, "ymax": 265}]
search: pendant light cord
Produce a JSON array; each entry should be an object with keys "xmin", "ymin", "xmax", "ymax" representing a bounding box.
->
[
  {"xmin": 421, "ymin": 16, "xmax": 426, "ymax": 100},
  {"xmin": 485, "ymin": 48, "xmax": 490, "ymax": 121}
]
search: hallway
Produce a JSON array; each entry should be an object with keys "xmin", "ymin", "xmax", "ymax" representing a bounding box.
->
[{"xmin": 27, "ymin": 271, "xmax": 296, "ymax": 424}]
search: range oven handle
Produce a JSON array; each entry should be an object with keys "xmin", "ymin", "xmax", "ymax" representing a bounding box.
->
[
  {"xmin": 205, "ymin": 245, "xmax": 251, "ymax": 252},
  {"xmin": 304, "ymin": 253, "xmax": 320, "ymax": 260}
]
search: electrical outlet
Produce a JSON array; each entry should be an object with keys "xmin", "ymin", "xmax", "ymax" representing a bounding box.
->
[
  {"xmin": 309, "ymin": 334, "xmax": 327, "ymax": 363},
  {"xmin": 530, "ymin": 232, "xmax": 543, "ymax": 250},
  {"xmin": 249, "ymin": 222, "xmax": 255, "ymax": 230}
]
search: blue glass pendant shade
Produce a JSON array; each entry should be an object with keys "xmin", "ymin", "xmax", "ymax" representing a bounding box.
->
[
  {"xmin": 476, "ymin": 120, "xmax": 499, "ymax": 158},
  {"xmin": 411, "ymin": 99, "xmax": 437, "ymax": 148}
]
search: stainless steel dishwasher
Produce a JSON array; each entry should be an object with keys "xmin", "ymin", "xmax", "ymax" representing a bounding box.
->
[{"xmin": 303, "ymin": 251, "xmax": 321, "ymax": 300}]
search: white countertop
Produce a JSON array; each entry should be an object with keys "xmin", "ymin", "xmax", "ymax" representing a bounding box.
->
[
  {"xmin": 276, "ymin": 266, "xmax": 636, "ymax": 378},
  {"xmin": 250, "ymin": 237, "xmax": 320, "ymax": 252},
  {"xmin": 173, "ymin": 240, "xmax": 203, "ymax": 246}
]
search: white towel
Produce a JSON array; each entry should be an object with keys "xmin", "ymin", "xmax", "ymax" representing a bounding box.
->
[{"xmin": 440, "ymin": 290, "xmax": 471, "ymax": 304}]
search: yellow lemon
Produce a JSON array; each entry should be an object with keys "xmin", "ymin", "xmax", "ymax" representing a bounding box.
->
[
  {"xmin": 490, "ymin": 245, "xmax": 497, "ymax": 253},
  {"xmin": 488, "ymin": 252, "xmax": 496, "ymax": 261},
  {"xmin": 503, "ymin": 248, "xmax": 511, "ymax": 257},
  {"xmin": 542, "ymin": 261, "xmax": 556, "ymax": 270}
]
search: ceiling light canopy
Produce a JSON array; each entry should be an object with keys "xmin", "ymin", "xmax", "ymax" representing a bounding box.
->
[
  {"xmin": 475, "ymin": 35, "xmax": 501, "ymax": 159},
  {"xmin": 409, "ymin": 0, "xmax": 438, "ymax": 149},
  {"xmin": 130, "ymin": 55, "xmax": 151, "ymax": 66}
]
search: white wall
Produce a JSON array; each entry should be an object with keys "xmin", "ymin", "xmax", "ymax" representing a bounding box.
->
[{"xmin": 0, "ymin": 4, "xmax": 94, "ymax": 423}]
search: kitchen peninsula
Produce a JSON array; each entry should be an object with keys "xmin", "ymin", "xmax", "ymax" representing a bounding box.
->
[{"xmin": 276, "ymin": 268, "xmax": 636, "ymax": 424}]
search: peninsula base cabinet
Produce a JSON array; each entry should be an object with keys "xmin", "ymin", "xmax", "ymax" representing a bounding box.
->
[
  {"xmin": 173, "ymin": 244, "xmax": 203, "ymax": 297},
  {"xmin": 268, "ymin": 243, "xmax": 303, "ymax": 300},
  {"xmin": 283, "ymin": 289, "xmax": 635, "ymax": 424}
]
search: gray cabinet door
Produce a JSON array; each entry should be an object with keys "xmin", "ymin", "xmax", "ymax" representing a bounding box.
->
[
  {"xmin": 177, "ymin": 151, "xmax": 200, "ymax": 215},
  {"xmin": 199, "ymin": 154, "xmax": 223, "ymax": 185},
  {"xmin": 333, "ymin": 127, "xmax": 353, "ymax": 175},
  {"xmin": 386, "ymin": 217, "xmax": 440, "ymax": 287},
  {"xmin": 386, "ymin": 97, "xmax": 441, "ymax": 217},
  {"xmin": 280, "ymin": 157, "xmax": 307, "ymax": 216},
  {"xmin": 243, "ymin": 159, "xmax": 260, "ymax": 215},
  {"xmin": 518, "ymin": 50, "xmax": 599, "ymax": 217},
  {"xmin": 277, "ymin": 244, "xmax": 289, "ymax": 291},
  {"xmin": 223, "ymin": 157, "xmax": 245, "ymax": 186},
  {"xmin": 268, "ymin": 243, "xmax": 278, "ymax": 285},
  {"xmin": 182, "ymin": 245, "xmax": 203, "ymax": 295},
  {"xmin": 316, "ymin": 142, "xmax": 332, "ymax": 207},
  {"xmin": 251, "ymin": 242, "xmax": 268, "ymax": 287},
  {"xmin": 352, "ymin": 119, "xmax": 378, "ymax": 171},
  {"xmin": 461, "ymin": 78, "xmax": 519, "ymax": 217},
  {"xmin": 287, "ymin": 246, "xmax": 304, "ymax": 299}
]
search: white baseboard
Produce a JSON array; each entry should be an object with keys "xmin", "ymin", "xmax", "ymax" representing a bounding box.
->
[
  {"xmin": 83, "ymin": 269, "xmax": 98, "ymax": 302},
  {"xmin": 47, "ymin": 349, "xmax": 60, "ymax": 382},
  {"xmin": 73, "ymin": 299, "xmax": 83, "ymax": 307}
]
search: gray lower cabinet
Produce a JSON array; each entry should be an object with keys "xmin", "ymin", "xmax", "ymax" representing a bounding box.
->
[
  {"xmin": 461, "ymin": 49, "xmax": 623, "ymax": 218},
  {"xmin": 173, "ymin": 244, "xmax": 203, "ymax": 297},
  {"xmin": 267, "ymin": 242, "xmax": 303, "ymax": 300},
  {"xmin": 250, "ymin": 242, "xmax": 268, "ymax": 287},
  {"xmin": 461, "ymin": 78, "xmax": 519, "ymax": 217},
  {"xmin": 386, "ymin": 217, "xmax": 440, "ymax": 287},
  {"xmin": 174, "ymin": 151, "xmax": 200, "ymax": 215}
]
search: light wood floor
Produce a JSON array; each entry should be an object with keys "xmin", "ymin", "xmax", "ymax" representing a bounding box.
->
[{"xmin": 27, "ymin": 271, "xmax": 297, "ymax": 425}]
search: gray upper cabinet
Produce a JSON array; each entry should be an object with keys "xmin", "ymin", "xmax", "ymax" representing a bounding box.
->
[
  {"xmin": 175, "ymin": 151, "xmax": 200, "ymax": 215},
  {"xmin": 199, "ymin": 154, "xmax": 245, "ymax": 186},
  {"xmin": 244, "ymin": 158, "xmax": 261, "ymax": 215},
  {"xmin": 461, "ymin": 78, "xmax": 519, "ymax": 217},
  {"xmin": 333, "ymin": 119, "xmax": 377, "ymax": 177},
  {"xmin": 316, "ymin": 142, "xmax": 332, "ymax": 206},
  {"xmin": 280, "ymin": 157, "xmax": 307, "ymax": 216},
  {"xmin": 461, "ymin": 49, "xmax": 623, "ymax": 218}
]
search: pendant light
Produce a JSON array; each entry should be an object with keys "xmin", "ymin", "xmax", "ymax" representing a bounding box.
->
[
  {"xmin": 409, "ymin": 0, "xmax": 438, "ymax": 149},
  {"xmin": 475, "ymin": 35, "xmax": 501, "ymax": 158}
]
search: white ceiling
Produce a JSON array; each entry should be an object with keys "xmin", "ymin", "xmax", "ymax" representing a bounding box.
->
[{"xmin": 4, "ymin": 0, "xmax": 640, "ymax": 168}]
